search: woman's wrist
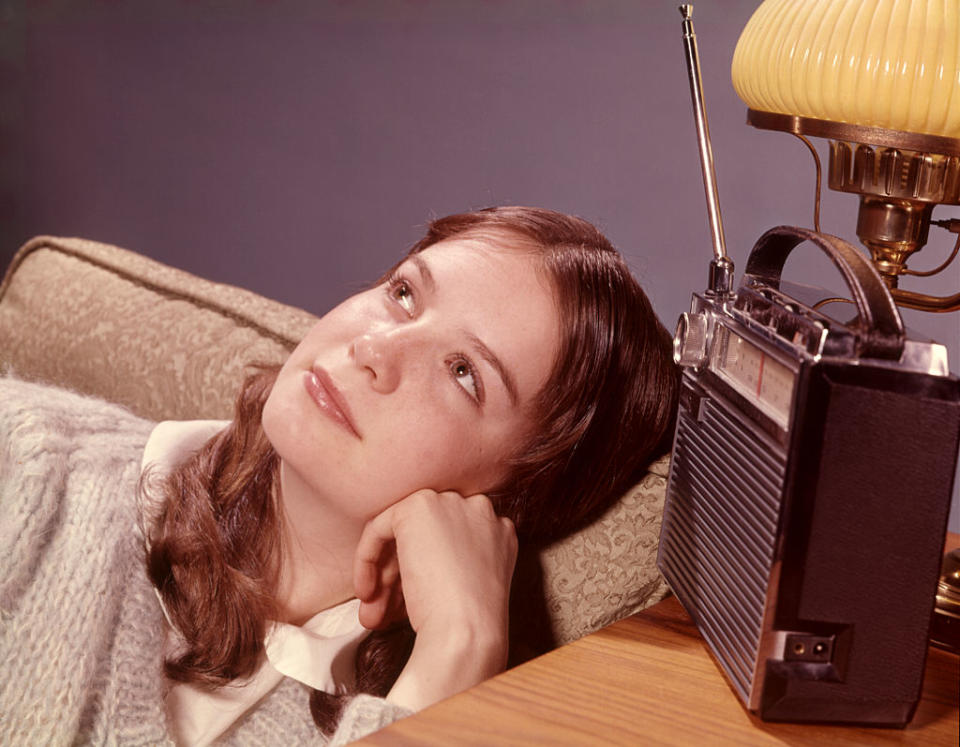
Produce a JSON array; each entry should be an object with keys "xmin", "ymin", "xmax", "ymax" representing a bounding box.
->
[{"xmin": 385, "ymin": 617, "xmax": 509, "ymax": 712}]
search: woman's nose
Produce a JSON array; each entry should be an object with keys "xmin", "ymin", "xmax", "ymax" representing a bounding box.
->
[{"xmin": 351, "ymin": 331, "xmax": 401, "ymax": 393}]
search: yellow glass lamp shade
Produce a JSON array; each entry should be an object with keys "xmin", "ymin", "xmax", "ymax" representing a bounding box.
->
[{"xmin": 732, "ymin": 0, "xmax": 960, "ymax": 138}]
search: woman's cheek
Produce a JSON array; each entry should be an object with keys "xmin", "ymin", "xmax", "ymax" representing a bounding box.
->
[{"xmin": 262, "ymin": 375, "xmax": 319, "ymax": 466}]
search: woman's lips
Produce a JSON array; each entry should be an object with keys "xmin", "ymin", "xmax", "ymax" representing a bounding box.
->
[{"xmin": 303, "ymin": 368, "xmax": 361, "ymax": 439}]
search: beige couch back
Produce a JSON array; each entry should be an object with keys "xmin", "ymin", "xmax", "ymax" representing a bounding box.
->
[{"xmin": 0, "ymin": 236, "xmax": 317, "ymax": 421}]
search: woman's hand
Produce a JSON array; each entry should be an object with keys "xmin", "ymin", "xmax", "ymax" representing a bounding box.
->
[{"xmin": 353, "ymin": 489, "xmax": 518, "ymax": 711}]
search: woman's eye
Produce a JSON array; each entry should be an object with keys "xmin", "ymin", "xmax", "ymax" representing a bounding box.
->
[
  {"xmin": 388, "ymin": 277, "xmax": 416, "ymax": 315},
  {"xmin": 450, "ymin": 358, "xmax": 481, "ymax": 402}
]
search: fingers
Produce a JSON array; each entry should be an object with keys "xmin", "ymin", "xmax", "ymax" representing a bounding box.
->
[
  {"xmin": 498, "ymin": 515, "xmax": 518, "ymax": 562},
  {"xmin": 356, "ymin": 546, "xmax": 404, "ymax": 630},
  {"xmin": 353, "ymin": 502, "xmax": 400, "ymax": 601},
  {"xmin": 353, "ymin": 488, "xmax": 518, "ymax": 634},
  {"xmin": 354, "ymin": 501, "xmax": 399, "ymax": 630},
  {"xmin": 357, "ymin": 592, "xmax": 389, "ymax": 630}
]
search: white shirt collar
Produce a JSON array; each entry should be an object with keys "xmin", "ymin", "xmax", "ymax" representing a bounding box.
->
[{"xmin": 265, "ymin": 598, "xmax": 369, "ymax": 691}]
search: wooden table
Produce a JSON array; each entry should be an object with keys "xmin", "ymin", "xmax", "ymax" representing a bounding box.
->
[{"xmin": 359, "ymin": 535, "xmax": 960, "ymax": 745}]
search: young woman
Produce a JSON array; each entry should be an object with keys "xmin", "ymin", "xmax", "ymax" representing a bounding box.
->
[{"xmin": 0, "ymin": 206, "xmax": 677, "ymax": 745}]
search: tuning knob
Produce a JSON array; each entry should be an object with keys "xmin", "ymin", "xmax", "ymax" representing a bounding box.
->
[{"xmin": 674, "ymin": 312, "xmax": 709, "ymax": 368}]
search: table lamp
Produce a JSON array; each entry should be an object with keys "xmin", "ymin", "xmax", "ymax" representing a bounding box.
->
[{"xmin": 731, "ymin": 0, "xmax": 960, "ymax": 312}]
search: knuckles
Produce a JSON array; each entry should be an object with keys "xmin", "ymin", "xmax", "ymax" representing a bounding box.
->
[{"xmin": 393, "ymin": 489, "xmax": 514, "ymax": 545}]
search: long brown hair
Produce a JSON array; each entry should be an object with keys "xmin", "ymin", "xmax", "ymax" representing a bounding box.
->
[
  {"xmin": 145, "ymin": 366, "xmax": 282, "ymax": 686},
  {"xmin": 146, "ymin": 206, "xmax": 678, "ymax": 732},
  {"xmin": 407, "ymin": 208, "xmax": 677, "ymax": 541}
]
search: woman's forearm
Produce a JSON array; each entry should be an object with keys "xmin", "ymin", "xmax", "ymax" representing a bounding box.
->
[{"xmin": 385, "ymin": 616, "xmax": 509, "ymax": 712}]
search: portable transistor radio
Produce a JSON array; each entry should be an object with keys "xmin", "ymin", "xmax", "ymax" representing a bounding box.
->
[{"xmin": 656, "ymin": 6, "xmax": 960, "ymax": 727}]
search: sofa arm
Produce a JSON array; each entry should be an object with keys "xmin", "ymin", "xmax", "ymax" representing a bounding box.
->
[{"xmin": 0, "ymin": 236, "xmax": 317, "ymax": 421}]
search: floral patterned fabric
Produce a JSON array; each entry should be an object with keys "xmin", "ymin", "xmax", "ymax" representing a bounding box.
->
[
  {"xmin": 538, "ymin": 455, "xmax": 670, "ymax": 644},
  {"xmin": 0, "ymin": 236, "xmax": 315, "ymax": 421},
  {"xmin": 0, "ymin": 236, "xmax": 669, "ymax": 651}
]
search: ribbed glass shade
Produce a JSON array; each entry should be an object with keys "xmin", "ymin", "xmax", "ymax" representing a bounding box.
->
[{"xmin": 732, "ymin": 0, "xmax": 960, "ymax": 137}]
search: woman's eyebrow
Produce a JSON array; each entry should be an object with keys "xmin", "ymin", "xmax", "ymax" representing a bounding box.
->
[
  {"xmin": 466, "ymin": 332, "xmax": 519, "ymax": 407},
  {"xmin": 413, "ymin": 252, "xmax": 518, "ymax": 406},
  {"xmin": 409, "ymin": 254, "xmax": 436, "ymax": 293}
]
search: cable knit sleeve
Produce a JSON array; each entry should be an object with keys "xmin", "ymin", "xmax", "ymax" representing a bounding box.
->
[
  {"xmin": 0, "ymin": 377, "xmax": 172, "ymax": 746},
  {"xmin": 0, "ymin": 386, "xmax": 70, "ymax": 607},
  {"xmin": 328, "ymin": 694, "xmax": 413, "ymax": 745},
  {"xmin": 0, "ymin": 377, "xmax": 155, "ymax": 609}
]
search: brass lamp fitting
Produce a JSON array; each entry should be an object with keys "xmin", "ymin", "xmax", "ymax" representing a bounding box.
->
[
  {"xmin": 744, "ymin": 110, "xmax": 960, "ymax": 311},
  {"xmin": 829, "ymin": 139, "xmax": 960, "ymax": 286},
  {"xmin": 854, "ymin": 197, "xmax": 933, "ymax": 284}
]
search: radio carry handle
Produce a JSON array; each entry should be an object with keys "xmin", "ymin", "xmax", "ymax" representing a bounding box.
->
[{"xmin": 743, "ymin": 225, "xmax": 906, "ymax": 361}]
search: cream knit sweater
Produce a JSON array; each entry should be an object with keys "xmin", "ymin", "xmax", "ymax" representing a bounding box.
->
[{"xmin": 0, "ymin": 378, "xmax": 408, "ymax": 745}]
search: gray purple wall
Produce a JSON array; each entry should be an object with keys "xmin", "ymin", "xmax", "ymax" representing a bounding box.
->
[{"xmin": 2, "ymin": 0, "xmax": 958, "ymax": 530}]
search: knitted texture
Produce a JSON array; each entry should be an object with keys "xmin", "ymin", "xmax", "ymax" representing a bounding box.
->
[
  {"xmin": 0, "ymin": 378, "xmax": 410, "ymax": 744},
  {"xmin": 0, "ymin": 377, "xmax": 168, "ymax": 745}
]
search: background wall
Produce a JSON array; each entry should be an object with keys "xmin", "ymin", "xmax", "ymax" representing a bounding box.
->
[{"xmin": 1, "ymin": 0, "xmax": 957, "ymax": 531}]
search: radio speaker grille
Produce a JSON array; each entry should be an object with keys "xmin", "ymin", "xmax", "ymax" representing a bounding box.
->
[{"xmin": 659, "ymin": 379, "xmax": 788, "ymax": 704}]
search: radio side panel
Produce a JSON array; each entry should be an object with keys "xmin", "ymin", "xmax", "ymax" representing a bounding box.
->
[{"xmin": 760, "ymin": 362, "xmax": 960, "ymax": 725}]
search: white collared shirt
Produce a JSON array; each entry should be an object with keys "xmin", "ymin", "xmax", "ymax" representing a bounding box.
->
[{"xmin": 141, "ymin": 420, "xmax": 369, "ymax": 746}]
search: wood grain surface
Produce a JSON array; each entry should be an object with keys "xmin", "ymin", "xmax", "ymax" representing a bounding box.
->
[{"xmin": 358, "ymin": 534, "xmax": 960, "ymax": 745}]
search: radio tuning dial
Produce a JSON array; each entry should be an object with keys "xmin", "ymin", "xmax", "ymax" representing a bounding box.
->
[{"xmin": 674, "ymin": 312, "xmax": 709, "ymax": 367}]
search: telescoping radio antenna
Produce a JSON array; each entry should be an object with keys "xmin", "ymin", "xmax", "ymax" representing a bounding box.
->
[{"xmin": 679, "ymin": 4, "xmax": 733, "ymax": 296}]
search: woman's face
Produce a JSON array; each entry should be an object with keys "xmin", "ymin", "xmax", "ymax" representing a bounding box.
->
[{"xmin": 262, "ymin": 237, "xmax": 560, "ymax": 523}]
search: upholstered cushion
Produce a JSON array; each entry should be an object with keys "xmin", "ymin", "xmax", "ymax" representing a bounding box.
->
[
  {"xmin": 0, "ymin": 236, "xmax": 669, "ymax": 651},
  {"xmin": 0, "ymin": 237, "xmax": 315, "ymax": 421},
  {"xmin": 537, "ymin": 454, "xmax": 669, "ymax": 644}
]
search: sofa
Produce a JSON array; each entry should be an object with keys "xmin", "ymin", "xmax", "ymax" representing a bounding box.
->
[{"xmin": 0, "ymin": 235, "xmax": 670, "ymax": 662}]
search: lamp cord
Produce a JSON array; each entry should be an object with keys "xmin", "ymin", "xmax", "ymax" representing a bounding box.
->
[
  {"xmin": 792, "ymin": 132, "xmax": 822, "ymax": 233},
  {"xmin": 902, "ymin": 221, "xmax": 960, "ymax": 278}
]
